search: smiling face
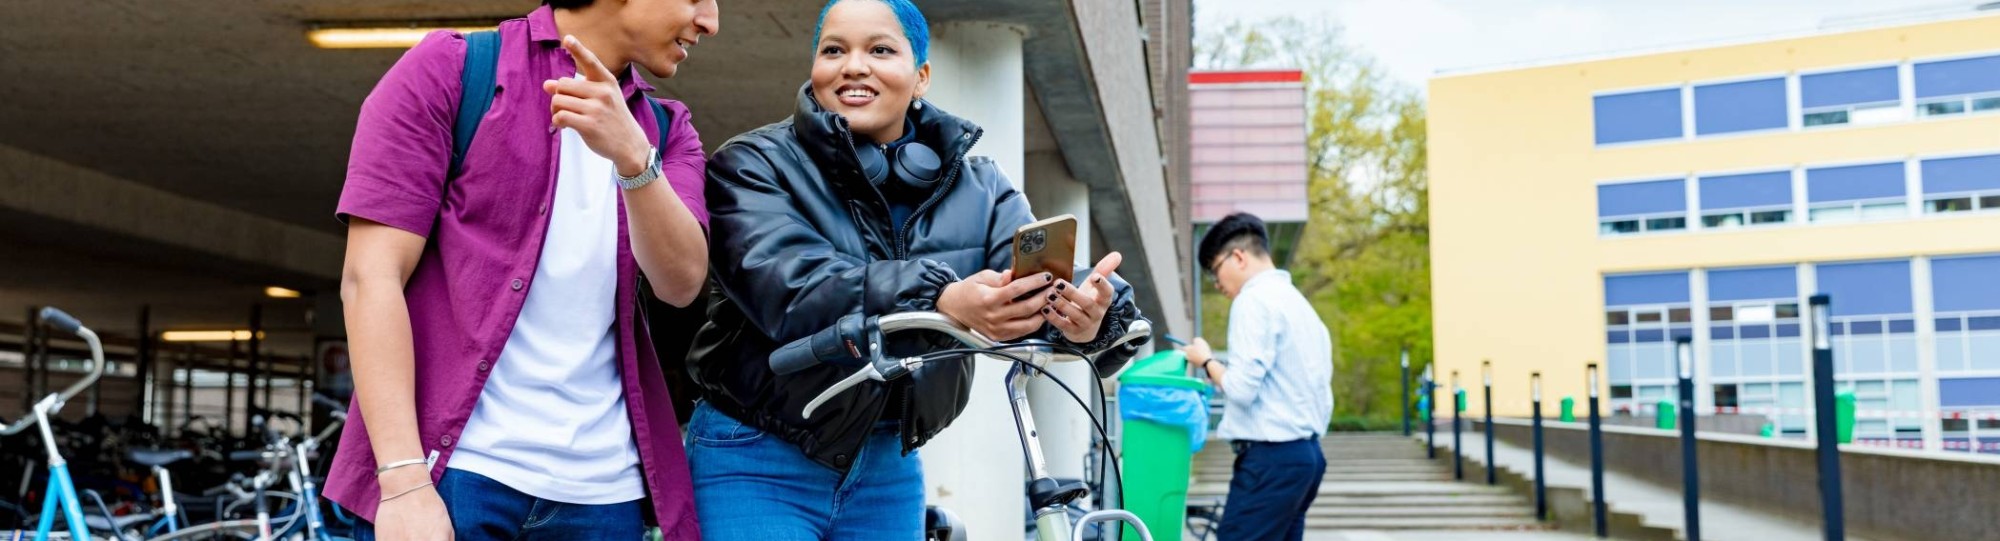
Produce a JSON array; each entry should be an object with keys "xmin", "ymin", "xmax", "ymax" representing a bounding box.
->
[
  {"xmin": 621, "ymin": 0, "xmax": 719, "ymax": 78},
  {"xmin": 810, "ymin": 0, "xmax": 930, "ymax": 144}
]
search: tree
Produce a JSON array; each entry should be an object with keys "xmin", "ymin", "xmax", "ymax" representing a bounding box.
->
[{"xmin": 1195, "ymin": 16, "xmax": 1431, "ymax": 425}]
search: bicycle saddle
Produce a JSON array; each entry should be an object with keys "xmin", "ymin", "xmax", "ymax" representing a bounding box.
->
[{"xmin": 127, "ymin": 448, "xmax": 194, "ymax": 468}]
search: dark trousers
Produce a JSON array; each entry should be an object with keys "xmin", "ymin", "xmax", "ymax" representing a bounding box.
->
[{"xmin": 1216, "ymin": 437, "xmax": 1326, "ymax": 541}]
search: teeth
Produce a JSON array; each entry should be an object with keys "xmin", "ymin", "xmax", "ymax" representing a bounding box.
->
[{"xmin": 842, "ymin": 89, "xmax": 874, "ymax": 99}]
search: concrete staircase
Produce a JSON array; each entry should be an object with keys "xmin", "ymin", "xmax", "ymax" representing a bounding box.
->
[{"xmin": 1189, "ymin": 432, "xmax": 1550, "ymax": 532}]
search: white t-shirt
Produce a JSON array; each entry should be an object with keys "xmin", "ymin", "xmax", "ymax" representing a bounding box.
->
[{"xmin": 449, "ymin": 120, "xmax": 644, "ymax": 504}]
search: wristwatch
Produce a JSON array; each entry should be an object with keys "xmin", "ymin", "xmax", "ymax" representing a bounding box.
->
[{"xmin": 616, "ymin": 146, "xmax": 661, "ymax": 191}]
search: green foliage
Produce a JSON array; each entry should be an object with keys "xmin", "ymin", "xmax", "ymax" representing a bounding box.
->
[{"xmin": 1196, "ymin": 16, "xmax": 1432, "ymax": 421}]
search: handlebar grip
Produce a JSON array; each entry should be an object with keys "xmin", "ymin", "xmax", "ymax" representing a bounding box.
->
[
  {"xmin": 769, "ymin": 313, "xmax": 874, "ymax": 376},
  {"xmin": 39, "ymin": 307, "xmax": 83, "ymax": 334},
  {"xmin": 228, "ymin": 450, "xmax": 268, "ymax": 462}
]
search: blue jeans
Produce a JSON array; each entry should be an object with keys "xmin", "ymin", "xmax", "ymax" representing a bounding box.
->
[
  {"xmin": 1216, "ymin": 437, "xmax": 1326, "ymax": 541},
  {"xmin": 686, "ymin": 401, "xmax": 924, "ymax": 541},
  {"xmin": 354, "ymin": 469, "xmax": 642, "ymax": 541}
]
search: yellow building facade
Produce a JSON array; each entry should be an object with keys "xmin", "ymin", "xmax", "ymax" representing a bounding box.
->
[{"xmin": 1429, "ymin": 13, "xmax": 2000, "ymax": 453}]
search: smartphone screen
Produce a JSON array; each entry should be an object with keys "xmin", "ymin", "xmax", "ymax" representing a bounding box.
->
[{"xmin": 1011, "ymin": 215, "xmax": 1078, "ymax": 290}]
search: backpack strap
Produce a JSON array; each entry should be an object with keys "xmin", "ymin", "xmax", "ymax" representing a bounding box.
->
[
  {"xmin": 451, "ymin": 30, "xmax": 502, "ymax": 178},
  {"xmin": 647, "ymin": 98, "xmax": 672, "ymax": 159}
]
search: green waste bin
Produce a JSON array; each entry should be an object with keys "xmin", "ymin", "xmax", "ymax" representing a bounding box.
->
[
  {"xmin": 1560, "ymin": 397, "xmax": 1575, "ymax": 422},
  {"xmin": 1117, "ymin": 350, "xmax": 1211, "ymax": 541},
  {"xmin": 1836, "ymin": 390, "xmax": 1856, "ymax": 444},
  {"xmin": 1657, "ymin": 400, "xmax": 1676, "ymax": 429}
]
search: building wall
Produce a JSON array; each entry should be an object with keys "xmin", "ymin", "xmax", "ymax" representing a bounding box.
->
[{"xmin": 1428, "ymin": 13, "xmax": 2000, "ymax": 434}]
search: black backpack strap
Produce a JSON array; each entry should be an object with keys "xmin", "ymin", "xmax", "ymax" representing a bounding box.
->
[
  {"xmin": 647, "ymin": 98, "xmax": 672, "ymax": 160},
  {"xmin": 451, "ymin": 30, "xmax": 502, "ymax": 178}
]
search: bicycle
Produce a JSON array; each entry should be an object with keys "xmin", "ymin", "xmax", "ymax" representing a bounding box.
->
[
  {"xmin": 0, "ymin": 307, "xmax": 109, "ymax": 541},
  {"xmin": 770, "ymin": 311, "xmax": 1157, "ymax": 541}
]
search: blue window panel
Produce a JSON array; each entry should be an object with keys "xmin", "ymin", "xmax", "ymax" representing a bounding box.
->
[
  {"xmin": 1802, "ymin": 67, "xmax": 1900, "ymax": 109},
  {"xmin": 1937, "ymin": 335, "xmax": 1967, "ymax": 372},
  {"xmin": 1890, "ymin": 337, "xmax": 1918, "ymax": 373},
  {"xmin": 1694, "ymin": 78, "xmax": 1788, "ymax": 135},
  {"xmin": 1740, "ymin": 325, "xmax": 1772, "ymax": 339},
  {"xmin": 1816, "ymin": 261, "xmax": 1914, "ymax": 316},
  {"xmin": 1938, "ymin": 317, "xmax": 1964, "ymax": 332},
  {"xmin": 1709, "ymin": 266, "xmax": 1798, "ymax": 302},
  {"xmin": 1608, "ymin": 330, "xmax": 1630, "ymax": 344},
  {"xmin": 1914, "ymin": 55, "xmax": 2000, "ymax": 99},
  {"xmin": 1710, "ymin": 345, "xmax": 1737, "ymax": 378},
  {"xmin": 1932, "ymin": 255, "xmax": 2000, "ymax": 313},
  {"xmin": 1605, "ymin": 271, "xmax": 1691, "ymax": 306},
  {"xmin": 1699, "ymin": 172, "xmax": 1793, "ymax": 211},
  {"xmin": 1830, "ymin": 322, "xmax": 1847, "ymax": 336},
  {"xmin": 1921, "ymin": 155, "xmax": 2000, "ymax": 195},
  {"xmin": 1850, "ymin": 320, "xmax": 1883, "ymax": 335},
  {"xmin": 1635, "ymin": 329, "xmax": 1665, "ymax": 343},
  {"xmin": 1595, "ymin": 89, "xmax": 1684, "ymax": 144},
  {"xmin": 1598, "ymin": 180, "xmax": 1686, "ymax": 218},
  {"xmin": 1971, "ymin": 316, "xmax": 2000, "ymax": 331},
  {"xmin": 1671, "ymin": 327, "xmax": 1694, "ymax": 340},
  {"xmin": 1741, "ymin": 344, "xmax": 1774, "ymax": 377},
  {"xmin": 1807, "ymin": 163, "xmax": 1906, "ymax": 203},
  {"xmin": 1889, "ymin": 319, "xmax": 1916, "ymax": 334},
  {"xmin": 1939, "ymin": 377, "xmax": 2000, "ymax": 408},
  {"xmin": 1776, "ymin": 343, "xmax": 1806, "ymax": 376},
  {"xmin": 1711, "ymin": 326, "xmax": 1735, "ymax": 340},
  {"xmin": 1777, "ymin": 323, "xmax": 1801, "ymax": 338}
]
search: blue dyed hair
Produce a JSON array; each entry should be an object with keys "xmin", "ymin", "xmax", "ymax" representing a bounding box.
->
[{"xmin": 812, "ymin": 0, "xmax": 930, "ymax": 67}]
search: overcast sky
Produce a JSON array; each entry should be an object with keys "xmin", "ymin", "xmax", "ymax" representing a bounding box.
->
[{"xmin": 1192, "ymin": 0, "xmax": 1992, "ymax": 92}]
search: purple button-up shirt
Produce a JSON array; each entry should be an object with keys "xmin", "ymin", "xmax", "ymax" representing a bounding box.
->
[{"xmin": 326, "ymin": 7, "xmax": 705, "ymax": 538}]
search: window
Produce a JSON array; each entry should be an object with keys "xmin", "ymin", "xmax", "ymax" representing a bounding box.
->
[
  {"xmin": 1914, "ymin": 54, "xmax": 2000, "ymax": 118},
  {"xmin": 1921, "ymin": 154, "xmax": 2000, "ymax": 214},
  {"xmin": 1694, "ymin": 78, "xmax": 1788, "ymax": 136},
  {"xmin": 1598, "ymin": 179, "xmax": 1687, "ymax": 235},
  {"xmin": 1605, "ymin": 272, "xmax": 1693, "ymax": 411},
  {"xmin": 1807, "ymin": 163, "xmax": 1907, "ymax": 223},
  {"xmin": 1713, "ymin": 384, "xmax": 1739, "ymax": 408},
  {"xmin": 1800, "ymin": 67, "xmax": 1903, "ymax": 127},
  {"xmin": 1595, "ymin": 88, "xmax": 1684, "ymax": 145},
  {"xmin": 1698, "ymin": 171, "xmax": 1793, "ymax": 229}
]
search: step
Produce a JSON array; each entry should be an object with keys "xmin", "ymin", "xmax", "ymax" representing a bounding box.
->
[
  {"xmin": 1194, "ymin": 464, "xmax": 1443, "ymax": 475},
  {"xmin": 1308, "ymin": 505, "xmax": 1537, "ymax": 519},
  {"xmin": 1190, "ymin": 481, "xmax": 1514, "ymax": 498},
  {"xmin": 1303, "ymin": 516, "xmax": 1549, "ymax": 530},
  {"xmin": 1310, "ymin": 493, "xmax": 1530, "ymax": 508}
]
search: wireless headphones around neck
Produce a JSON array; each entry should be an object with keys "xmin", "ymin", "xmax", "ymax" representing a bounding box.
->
[{"xmin": 855, "ymin": 136, "xmax": 943, "ymax": 195}]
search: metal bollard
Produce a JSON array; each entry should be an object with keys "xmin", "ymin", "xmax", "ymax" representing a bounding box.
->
[
  {"xmin": 1483, "ymin": 360, "xmax": 1495, "ymax": 486},
  {"xmin": 1426, "ymin": 366, "xmax": 1438, "ymax": 460},
  {"xmin": 1675, "ymin": 337, "xmax": 1702, "ymax": 541},
  {"xmin": 1532, "ymin": 371, "xmax": 1547, "ymax": 522},
  {"xmin": 1588, "ymin": 363, "xmax": 1607, "ymax": 539},
  {"xmin": 1807, "ymin": 295, "xmax": 1844, "ymax": 541},
  {"xmin": 1403, "ymin": 348, "xmax": 1413, "ymax": 437},
  {"xmin": 1453, "ymin": 370, "xmax": 1464, "ymax": 481}
]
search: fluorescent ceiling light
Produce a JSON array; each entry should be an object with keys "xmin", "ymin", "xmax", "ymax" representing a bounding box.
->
[
  {"xmin": 265, "ymin": 286, "xmax": 302, "ymax": 299},
  {"xmin": 307, "ymin": 25, "xmax": 497, "ymax": 49},
  {"xmin": 162, "ymin": 330, "xmax": 265, "ymax": 342}
]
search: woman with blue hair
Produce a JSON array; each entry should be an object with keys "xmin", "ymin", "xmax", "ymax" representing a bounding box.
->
[{"xmin": 681, "ymin": 0, "xmax": 1146, "ymax": 538}]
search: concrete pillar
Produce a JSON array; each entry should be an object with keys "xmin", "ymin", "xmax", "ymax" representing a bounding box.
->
[{"xmin": 920, "ymin": 21, "xmax": 1028, "ymax": 540}]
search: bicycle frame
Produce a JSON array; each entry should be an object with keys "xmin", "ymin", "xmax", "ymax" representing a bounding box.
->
[
  {"xmin": 0, "ymin": 309, "xmax": 107, "ymax": 541},
  {"xmin": 795, "ymin": 312, "xmax": 1156, "ymax": 541}
]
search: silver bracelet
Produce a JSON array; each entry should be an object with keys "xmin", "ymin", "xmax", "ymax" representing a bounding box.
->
[
  {"xmin": 380, "ymin": 481, "xmax": 435, "ymax": 504},
  {"xmin": 374, "ymin": 458, "xmax": 429, "ymax": 476}
]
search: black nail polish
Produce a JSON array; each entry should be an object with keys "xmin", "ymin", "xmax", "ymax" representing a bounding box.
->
[
  {"xmin": 1056, "ymin": 282, "xmax": 1066, "ymax": 291},
  {"xmin": 1047, "ymin": 293, "xmax": 1058, "ymax": 302},
  {"xmin": 1045, "ymin": 274, "xmax": 1054, "ymax": 282}
]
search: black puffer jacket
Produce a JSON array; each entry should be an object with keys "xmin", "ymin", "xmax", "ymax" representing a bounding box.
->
[{"xmin": 686, "ymin": 84, "xmax": 1146, "ymax": 471}]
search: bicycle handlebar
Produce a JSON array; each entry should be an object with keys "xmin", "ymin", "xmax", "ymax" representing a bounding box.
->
[
  {"xmin": 1, "ymin": 307, "xmax": 105, "ymax": 436},
  {"xmin": 799, "ymin": 312, "xmax": 1151, "ymax": 419}
]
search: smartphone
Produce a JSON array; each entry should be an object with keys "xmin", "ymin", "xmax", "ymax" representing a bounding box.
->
[{"xmin": 1011, "ymin": 214, "xmax": 1078, "ymax": 286}]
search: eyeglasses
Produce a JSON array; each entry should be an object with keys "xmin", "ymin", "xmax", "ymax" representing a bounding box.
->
[{"xmin": 1205, "ymin": 252, "xmax": 1239, "ymax": 286}]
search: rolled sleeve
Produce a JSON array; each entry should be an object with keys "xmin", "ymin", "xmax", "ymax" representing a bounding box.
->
[
  {"xmin": 333, "ymin": 30, "xmax": 464, "ymax": 236},
  {"xmin": 657, "ymin": 100, "xmax": 709, "ymax": 230}
]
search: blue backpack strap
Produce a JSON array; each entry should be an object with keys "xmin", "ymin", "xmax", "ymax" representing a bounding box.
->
[
  {"xmin": 647, "ymin": 98, "xmax": 672, "ymax": 164},
  {"xmin": 451, "ymin": 30, "xmax": 502, "ymax": 178}
]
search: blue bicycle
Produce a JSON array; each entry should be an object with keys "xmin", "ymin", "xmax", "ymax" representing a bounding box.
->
[{"xmin": 0, "ymin": 307, "xmax": 109, "ymax": 541}]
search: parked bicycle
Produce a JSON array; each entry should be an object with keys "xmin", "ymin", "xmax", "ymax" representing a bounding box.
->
[{"xmin": 771, "ymin": 311, "xmax": 1156, "ymax": 541}]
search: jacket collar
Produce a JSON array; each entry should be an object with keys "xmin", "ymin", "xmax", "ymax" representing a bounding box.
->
[{"xmin": 788, "ymin": 82, "xmax": 983, "ymax": 196}]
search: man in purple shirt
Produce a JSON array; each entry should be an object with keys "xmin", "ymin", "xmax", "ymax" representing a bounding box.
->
[{"xmin": 327, "ymin": 1, "xmax": 717, "ymax": 540}]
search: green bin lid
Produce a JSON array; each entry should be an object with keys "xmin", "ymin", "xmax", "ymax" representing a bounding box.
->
[{"xmin": 1117, "ymin": 350, "xmax": 1210, "ymax": 390}]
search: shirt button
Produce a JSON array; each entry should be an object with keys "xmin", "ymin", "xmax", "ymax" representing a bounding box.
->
[
  {"xmin": 477, "ymin": 360, "xmax": 490, "ymax": 372},
  {"xmin": 440, "ymin": 435, "xmax": 454, "ymax": 447},
  {"xmin": 510, "ymin": 278, "xmax": 524, "ymax": 291}
]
